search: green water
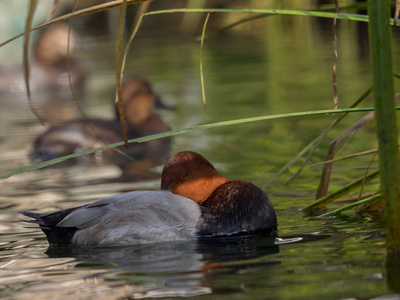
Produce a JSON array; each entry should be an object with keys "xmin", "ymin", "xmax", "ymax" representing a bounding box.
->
[{"xmin": 1, "ymin": 2, "xmax": 400, "ymax": 299}]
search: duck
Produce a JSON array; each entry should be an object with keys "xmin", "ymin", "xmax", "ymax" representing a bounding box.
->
[
  {"xmin": 33, "ymin": 23, "xmax": 86, "ymax": 95},
  {"xmin": 30, "ymin": 78, "xmax": 171, "ymax": 168},
  {"xmin": 0, "ymin": 24, "xmax": 86, "ymax": 122},
  {"xmin": 21, "ymin": 151, "xmax": 277, "ymax": 246}
]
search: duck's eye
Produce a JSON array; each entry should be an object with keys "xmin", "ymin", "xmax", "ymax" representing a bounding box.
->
[{"xmin": 182, "ymin": 173, "xmax": 188, "ymax": 178}]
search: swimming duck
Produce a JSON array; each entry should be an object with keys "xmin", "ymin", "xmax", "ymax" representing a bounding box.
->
[
  {"xmin": 0, "ymin": 24, "xmax": 86, "ymax": 122},
  {"xmin": 21, "ymin": 151, "xmax": 277, "ymax": 246},
  {"xmin": 0, "ymin": 23, "xmax": 86, "ymax": 102},
  {"xmin": 30, "ymin": 78, "xmax": 171, "ymax": 168},
  {"xmin": 33, "ymin": 23, "xmax": 85, "ymax": 92}
]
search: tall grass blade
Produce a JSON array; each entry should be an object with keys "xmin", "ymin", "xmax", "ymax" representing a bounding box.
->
[
  {"xmin": 67, "ymin": 0, "xmax": 81, "ymax": 108},
  {"xmin": 200, "ymin": 13, "xmax": 210, "ymax": 110},
  {"xmin": 310, "ymin": 148, "xmax": 380, "ymax": 167},
  {"xmin": 395, "ymin": 0, "xmax": 400, "ymax": 25},
  {"xmin": 368, "ymin": 0, "xmax": 400, "ymax": 252},
  {"xmin": 180, "ymin": 0, "xmax": 207, "ymax": 35},
  {"xmin": 212, "ymin": 14, "xmax": 269, "ymax": 36},
  {"xmin": 121, "ymin": 10, "xmax": 143, "ymax": 78},
  {"xmin": 212, "ymin": 3, "xmax": 371, "ymax": 35},
  {"xmin": 24, "ymin": 0, "xmax": 44, "ymax": 125},
  {"xmin": 47, "ymin": 0, "xmax": 60, "ymax": 21},
  {"xmin": 66, "ymin": 1, "xmax": 133, "ymax": 162},
  {"xmin": 302, "ymin": 169, "xmax": 380, "ymax": 211},
  {"xmin": 319, "ymin": 193, "xmax": 382, "ymax": 217},
  {"xmin": 116, "ymin": 0, "xmax": 129, "ymax": 148},
  {"xmin": 120, "ymin": 2, "xmax": 151, "ymax": 79},
  {"xmin": 316, "ymin": 111, "xmax": 375, "ymax": 198},
  {"xmin": 332, "ymin": 0, "xmax": 339, "ymax": 109},
  {"xmin": 132, "ymin": 2, "xmax": 150, "ymax": 30},
  {"xmin": 314, "ymin": 87, "xmax": 372, "ymax": 198}
]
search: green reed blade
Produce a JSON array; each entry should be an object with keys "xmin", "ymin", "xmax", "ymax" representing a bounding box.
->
[{"xmin": 0, "ymin": 106, "xmax": 386, "ymax": 180}]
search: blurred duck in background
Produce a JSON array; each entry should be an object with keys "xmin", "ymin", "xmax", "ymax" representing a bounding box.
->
[
  {"xmin": 30, "ymin": 78, "xmax": 172, "ymax": 173},
  {"xmin": 0, "ymin": 23, "xmax": 86, "ymax": 122},
  {"xmin": 33, "ymin": 23, "xmax": 86, "ymax": 97}
]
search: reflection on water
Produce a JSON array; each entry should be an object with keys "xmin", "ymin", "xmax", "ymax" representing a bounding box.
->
[
  {"xmin": 0, "ymin": 233, "xmax": 281, "ymax": 299},
  {"xmin": 0, "ymin": 1, "xmax": 398, "ymax": 299},
  {"xmin": 44, "ymin": 236, "xmax": 279, "ymax": 272},
  {"xmin": 0, "ymin": 228, "xmax": 387, "ymax": 299}
]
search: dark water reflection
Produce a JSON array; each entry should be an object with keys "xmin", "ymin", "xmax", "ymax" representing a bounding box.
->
[
  {"xmin": 1, "ymin": 1, "xmax": 400, "ymax": 299},
  {"xmin": 45, "ymin": 236, "xmax": 279, "ymax": 270}
]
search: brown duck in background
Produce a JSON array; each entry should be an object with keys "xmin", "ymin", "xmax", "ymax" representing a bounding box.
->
[
  {"xmin": 0, "ymin": 23, "xmax": 86, "ymax": 122},
  {"xmin": 33, "ymin": 23, "xmax": 85, "ymax": 88},
  {"xmin": 30, "ymin": 78, "xmax": 172, "ymax": 170}
]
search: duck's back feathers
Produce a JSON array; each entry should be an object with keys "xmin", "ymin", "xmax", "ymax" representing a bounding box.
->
[{"xmin": 22, "ymin": 191, "xmax": 201, "ymax": 246}]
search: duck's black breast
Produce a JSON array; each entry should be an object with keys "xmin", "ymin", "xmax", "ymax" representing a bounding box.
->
[{"xmin": 198, "ymin": 180, "xmax": 277, "ymax": 237}]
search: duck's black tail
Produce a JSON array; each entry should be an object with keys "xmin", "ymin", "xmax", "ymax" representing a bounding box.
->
[
  {"xmin": 20, "ymin": 208, "xmax": 80, "ymax": 245},
  {"xmin": 21, "ymin": 211, "xmax": 49, "ymax": 229}
]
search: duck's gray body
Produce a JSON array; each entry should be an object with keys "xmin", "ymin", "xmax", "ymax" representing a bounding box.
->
[
  {"xmin": 22, "ymin": 191, "xmax": 202, "ymax": 246},
  {"xmin": 22, "ymin": 184, "xmax": 278, "ymax": 246}
]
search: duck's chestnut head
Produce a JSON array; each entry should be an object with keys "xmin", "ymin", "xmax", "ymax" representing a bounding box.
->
[{"xmin": 161, "ymin": 151, "xmax": 229, "ymax": 204}]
